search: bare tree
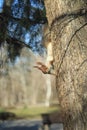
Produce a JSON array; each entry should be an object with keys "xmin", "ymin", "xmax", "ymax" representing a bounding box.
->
[{"xmin": 44, "ymin": 0, "xmax": 87, "ymax": 130}]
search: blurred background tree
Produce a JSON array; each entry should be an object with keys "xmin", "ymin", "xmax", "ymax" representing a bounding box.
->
[{"xmin": 0, "ymin": 0, "xmax": 58, "ymax": 108}]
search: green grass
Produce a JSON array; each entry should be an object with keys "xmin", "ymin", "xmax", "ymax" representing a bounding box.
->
[
  {"xmin": 5, "ymin": 106, "xmax": 59, "ymax": 119},
  {"xmin": 0, "ymin": 108, "xmax": 6, "ymax": 112}
]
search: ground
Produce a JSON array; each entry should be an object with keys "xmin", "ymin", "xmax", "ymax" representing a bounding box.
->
[{"xmin": 0, "ymin": 119, "xmax": 63, "ymax": 130}]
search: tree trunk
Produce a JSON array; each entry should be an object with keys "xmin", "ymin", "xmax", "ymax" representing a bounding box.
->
[
  {"xmin": 44, "ymin": 0, "xmax": 87, "ymax": 130},
  {"xmin": 45, "ymin": 75, "xmax": 52, "ymax": 107}
]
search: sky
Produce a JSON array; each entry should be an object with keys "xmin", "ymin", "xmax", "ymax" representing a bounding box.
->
[{"xmin": 0, "ymin": 0, "xmax": 4, "ymax": 12}]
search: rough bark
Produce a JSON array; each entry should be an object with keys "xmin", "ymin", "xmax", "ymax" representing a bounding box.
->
[{"xmin": 44, "ymin": 0, "xmax": 87, "ymax": 130}]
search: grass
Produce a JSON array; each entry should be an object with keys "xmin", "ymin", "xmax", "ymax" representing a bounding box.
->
[
  {"xmin": 4, "ymin": 106, "xmax": 59, "ymax": 119},
  {"xmin": 0, "ymin": 108, "xmax": 6, "ymax": 112}
]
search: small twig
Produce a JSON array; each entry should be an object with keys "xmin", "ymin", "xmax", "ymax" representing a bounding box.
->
[
  {"xmin": 58, "ymin": 22, "xmax": 87, "ymax": 73},
  {"xmin": 77, "ymin": 59, "xmax": 87, "ymax": 71},
  {"xmin": 6, "ymin": 36, "xmax": 31, "ymax": 49}
]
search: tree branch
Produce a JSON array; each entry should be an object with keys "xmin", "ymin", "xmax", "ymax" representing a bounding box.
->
[
  {"xmin": 0, "ymin": 9, "xmax": 47, "ymax": 25},
  {"xmin": 51, "ymin": 8, "xmax": 87, "ymax": 28},
  {"xmin": 6, "ymin": 36, "xmax": 31, "ymax": 49}
]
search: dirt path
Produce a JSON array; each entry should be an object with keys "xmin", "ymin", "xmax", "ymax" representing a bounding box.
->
[{"xmin": 0, "ymin": 119, "xmax": 63, "ymax": 130}]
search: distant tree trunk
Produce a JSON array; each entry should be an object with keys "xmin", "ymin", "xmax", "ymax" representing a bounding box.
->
[
  {"xmin": 44, "ymin": 0, "xmax": 87, "ymax": 130},
  {"xmin": 0, "ymin": 41, "xmax": 8, "ymax": 76},
  {"xmin": 45, "ymin": 75, "xmax": 52, "ymax": 107}
]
